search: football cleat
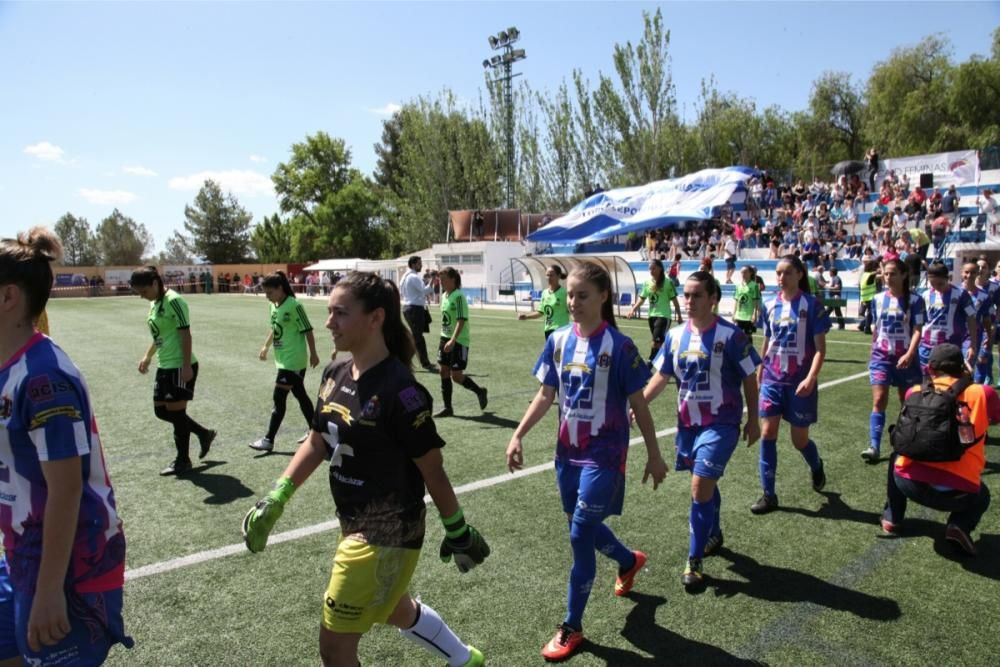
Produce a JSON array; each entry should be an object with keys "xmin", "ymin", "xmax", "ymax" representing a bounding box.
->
[
  {"xmin": 750, "ymin": 494, "xmax": 779, "ymax": 515},
  {"xmin": 945, "ymin": 523, "xmax": 977, "ymax": 556},
  {"xmin": 703, "ymin": 532, "xmax": 724, "ymax": 557},
  {"xmin": 462, "ymin": 646, "xmax": 485, "ymax": 667},
  {"xmin": 198, "ymin": 429, "xmax": 217, "ymax": 460},
  {"xmin": 811, "ymin": 459, "xmax": 826, "ymax": 492},
  {"xmin": 682, "ymin": 557, "xmax": 704, "ymax": 590},
  {"xmin": 249, "ymin": 437, "xmax": 274, "ymax": 452},
  {"xmin": 861, "ymin": 447, "xmax": 879, "ymax": 464},
  {"xmin": 541, "ymin": 623, "xmax": 584, "ymax": 662},
  {"xmin": 160, "ymin": 458, "xmax": 192, "ymax": 477},
  {"xmin": 614, "ymin": 550, "xmax": 647, "ymax": 596}
]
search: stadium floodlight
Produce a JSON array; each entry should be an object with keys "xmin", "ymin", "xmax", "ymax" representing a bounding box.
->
[{"xmin": 481, "ymin": 27, "xmax": 527, "ymax": 209}]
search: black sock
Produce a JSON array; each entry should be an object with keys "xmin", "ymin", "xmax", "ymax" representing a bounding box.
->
[
  {"xmin": 187, "ymin": 415, "xmax": 208, "ymax": 439},
  {"xmin": 461, "ymin": 376, "xmax": 482, "ymax": 393},
  {"xmin": 291, "ymin": 381, "xmax": 314, "ymax": 425},
  {"xmin": 267, "ymin": 387, "xmax": 290, "ymax": 440},
  {"xmin": 169, "ymin": 411, "xmax": 192, "ymax": 462},
  {"xmin": 441, "ymin": 378, "xmax": 453, "ymax": 409}
]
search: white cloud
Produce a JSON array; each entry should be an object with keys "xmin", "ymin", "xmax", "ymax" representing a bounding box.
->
[
  {"xmin": 368, "ymin": 102, "xmax": 401, "ymax": 116},
  {"xmin": 24, "ymin": 141, "xmax": 66, "ymax": 163},
  {"xmin": 78, "ymin": 188, "xmax": 138, "ymax": 205},
  {"xmin": 168, "ymin": 170, "xmax": 274, "ymax": 197},
  {"xmin": 123, "ymin": 165, "xmax": 158, "ymax": 177},
  {"xmin": 249, "ymin": 154, "xmax": 267, "ymax": 163}
]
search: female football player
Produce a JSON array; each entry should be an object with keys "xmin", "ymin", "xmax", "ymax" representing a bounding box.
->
[
  {"xmin": 132, "ymin": 265, "xmax": 216, "ymax": 475},
  {"xmin": 0, "ymin": 226, "xmax": 131, "ymax": 664},
  {"xmin": 435, "ymin": 267, "xmax": 487, "ymax": 417},
  {"xmin": 241, "ymin": 272, "xmax": 487, "ymax": 667},
  {"xmin": 643, "ymin": 271, "xmax": 761, "ymax": 590},
  {"xmin": 506, "ymin": 262, "xmax": 667, "ymax": 662},
  {"xmin": 863, "ymin": 259, "xmax": 925, "ymax": 463},
  {"xmin": 249, "ymin": 271, "xmax": 320, "ymax": 452},
  {"xmin": 751, "ymin": 255, "xmax": 831, "ymax": 515},
  {"xmin": 627, "ymin": 258, "xmax": 683, "ymax": 364},
  {"xmin": 518, "ymin": 265, "xmax": 570, "ymax": 340}
]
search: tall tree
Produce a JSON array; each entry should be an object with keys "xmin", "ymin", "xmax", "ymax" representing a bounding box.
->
[
  {"xmin": 591, "ymin": 8, "xmax": 680, "ymax": 185},
  {"xmin": 53, "ymin": 212, "xmax": 98, "ymax": 266},
  {"xmin": 273, "ymin": 132, "xmax": 384, "ymax": 259},
  {"xmin": 94, "ymin": 209, "xmax": 152, "ymax": 265},
  {"xmin": 157, "ymin": 231, "xmax": 195, "ymax": 265},
  {"xmin": 250, "ymin": 213, "xmax": 292, "ymax": 263},
  {"xmin": 537, "ymin": 81, "xmax": 577, "ymax": 210},
  {"xmin": 864, "ymin": 35, "xmax": 955, "ymax": 155},
  {"xmin": 804, "ymin": 72, "xmax": 866, "ymax": 163},
  {"xmin": 183, "ymin": 179, "xmax": 253, "ymax": 263}
]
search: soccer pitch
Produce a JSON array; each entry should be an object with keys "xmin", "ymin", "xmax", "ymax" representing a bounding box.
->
[{"xmin": 48, "ymin": 294, "xmax": 1000, "ymax": 666}]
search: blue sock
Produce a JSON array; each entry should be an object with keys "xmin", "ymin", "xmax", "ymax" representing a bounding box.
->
[
  {"xmin": 711, "ymin": 487, "xmax": 722, "ymax": 536},
  {"xmin": 565, "ymin": 521, "xmax": 597, "ymax": 630},
  {"xmin": 869, "ymin": 411, "xmax": 886, "ymax": 451},
  {"xmin": 593, "ymin": 523, "xmax": 634, "ymax": 573},
  {"xmin": 759, "ymin": 439, "xmax": 777, "ymax": 496},
  {"xmin": 799, "ymin": 440, "xmax": 821, "ymax": 471},
  {"xmin": 688, "ymin": 499, "xmax": 713, "ymax": 559}
]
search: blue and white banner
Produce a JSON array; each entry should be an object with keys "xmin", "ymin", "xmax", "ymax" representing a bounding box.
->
[{"xmin": 527, "ymin": 167, "xmax": 756, "ymax": 244}]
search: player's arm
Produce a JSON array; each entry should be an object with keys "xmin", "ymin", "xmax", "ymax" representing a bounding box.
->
[
  {"xmin": 642, "ymin": 370, "xmax": 670, "ymax": 404},
  {"xmin": 627, "ymin": 296, "xmax": 645, "ymax": 319},
  {"xmin": 30, "ymin": 456, "xmax": 82, "ymax": 652},
  {"xmin": 415, "ymin": 448, "xmax": 490, "ymax": 573},
  {"xmin": 506, "ymin": 383, "xmax": 557, "ymax": 472},
  {"xmin": 305, "ymin": 329, "xmax": 320, "ymax": 368},
  {"xmin": 672, "ymin": 296, "xmax": 683, "ymax": 322},
  {"xmin": 138, "ymin": 342, "xmax": 156, "ymax": 373},
  {"xmin": 179, "ymin": 327, "xmax": 194, "ymax": 382},
  {"xmin": 518, "ymin": 310, "xmax": 542, "ymax": 321},
  {"xmin": 242, "ymin": 431, "xmax": 326, "ymax": 553},
  {"xmin": 756, "ymin": 336, "xmax": 771, "ymax": 385},
  {"xmin": 444, "ymin": 318, "xmax": 465, "ymax": 352},
  {"xmin": 797, "ymin": 333, "xmax": 825, "ymax": 396},
  {"xmin": 966, "ymin": 315, "xmax": 978, "ymax": 365},
  {"xmin": 259, "ymin": 331, "xmax": 273, "ymax": 361},
  {"xmin": 899, "ymin": 324, "xmax": 922, "ymax": 368},
  {"xmin": 628, "ymin": 388, "xmax": 667, "ymax": 489}
]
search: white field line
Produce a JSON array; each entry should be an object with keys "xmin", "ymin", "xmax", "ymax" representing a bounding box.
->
[{"xmin": 125, "ymin": 370, "xmax": 870, "ymax": 582}]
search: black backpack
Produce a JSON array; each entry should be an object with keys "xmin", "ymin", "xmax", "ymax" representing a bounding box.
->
[{"xmin": 890, "ymin": 376, "xmax": 981, "ymax": 462}]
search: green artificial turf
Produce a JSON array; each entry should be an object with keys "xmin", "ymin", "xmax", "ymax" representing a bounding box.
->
[{"xmin": 43, "ymin": 294, "xmax": 1000, "ymax": 666}]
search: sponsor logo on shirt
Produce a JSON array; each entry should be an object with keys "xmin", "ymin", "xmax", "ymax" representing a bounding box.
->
[
  {"xmin": 29, "ymin": 405, "xmax": 82, "ymax": 429},
  {"xmin": 321, "ymin": 402, "xmax": 354, "ymax": 425},
  {"xmin": 397, "ymin": 386, "xmax": 425, "ymax": 412},
  {"xmin": 713, "ymin": 341, "xmax": 724, "ymax": 354},
  {"xmin": 320, "ymin": 378, "xmax": 336, "ymax": 400},
  {"xmin": 597, "ymin": 352, "xmax": 611, "ymax": 369},
  {"xmin": 27, "ymin": 375, "xmax": 73, "ymax": 404},
  {"xmin": 564, "ymin": 362, "xmax": 592, "ymax": 374}
]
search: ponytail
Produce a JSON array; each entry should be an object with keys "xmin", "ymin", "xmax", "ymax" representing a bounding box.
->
[
  {"xmin": 649, "ymin": 258, "xmax": 665, "ymax": 290},
  {"xmin": 335, "ymin": 272, "xmax": 415, "ymax": 368},
  {"xmin": 130, "ymin": 265, "xmax": 166, "ymax": 298},
  {"xmin": 0, "ymin": 226, "xmax": 63, "ymax": 318},
  {"xmin": 778, "ymin": 254, "xmax": 811, "ymax": 294}
]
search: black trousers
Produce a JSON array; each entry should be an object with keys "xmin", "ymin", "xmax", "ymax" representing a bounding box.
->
[{"xmin": 404, "ymin": 306, "xmax": 432, "ymax": 366}]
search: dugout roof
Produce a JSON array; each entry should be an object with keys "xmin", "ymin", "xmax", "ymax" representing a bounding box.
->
[{"xmin": 510, "ymin": 254, "xmax": 637, "ymax": 316}]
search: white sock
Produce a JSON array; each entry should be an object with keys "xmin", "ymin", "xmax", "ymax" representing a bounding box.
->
[{"xmin": 399, "ymin": 602, "xmax": 471, "ymax": 666}]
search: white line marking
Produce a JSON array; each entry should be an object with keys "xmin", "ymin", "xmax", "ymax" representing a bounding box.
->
[{"xmin": 125, "ymin": 370, "xmax": 870, "ymax": 581}]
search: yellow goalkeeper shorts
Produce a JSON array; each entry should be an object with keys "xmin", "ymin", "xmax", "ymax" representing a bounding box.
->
[{"xmin": 321, "ymin": 537, "xmax": 421, "ymax": 633}]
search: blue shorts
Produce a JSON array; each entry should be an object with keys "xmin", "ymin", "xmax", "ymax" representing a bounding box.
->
[
  {"xmin": 759, "ymin": 382, "xmax": 817, "ymax": 427},
  {"xmin": 555, "ymin": 461, "xmax": 625, "ymax": 525},
  {"xmin": 2, "ymin": 586, "xmax": 133, "ymax": 665},
  {"xmin": 675, "ymin": 425, "xmax": 740, "ymax": 480},
  {"xmin": 869, "ymin": 359, "xmax": 921, "ymax": 387}
]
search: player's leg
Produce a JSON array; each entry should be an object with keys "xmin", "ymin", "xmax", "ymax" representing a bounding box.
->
[
  {"xmin": 389, "ymin": 595, "xmax": 480, "ymax": 667},
  {"xmin": 449, "ymin": 346, "xmax": 486, "ymax": 411},
  {"xmin": 685, "ymin": 425, "xmax": 739, "ymax": 586},
  {"xmin": 864, "ymin": 364, "xmax": 891, "ymax": 463},
  {"xmin": 754, "ymin": 382, "xmax": 783, "ymax": 514},
  {"xmin": 788, "ymin": 384, "xmax": 823, "ymax": 489},
  {"xmin": 435, "ymin": 340, "xmax": 454, "ymax": 417},
  {"xmin": 542, "ymin": 463, "xmax": 588, "ymax": 661}
]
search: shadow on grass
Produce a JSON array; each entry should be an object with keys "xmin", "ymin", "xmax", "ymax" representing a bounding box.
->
[
  {"xmin": 986, "ymin": 435, "xmax": 1000, "ymax": 448},
  {"xmin": 933, "ymin": 533, "xmax": 1000, "ymax": 580},
  {"xmin": 823, "ymin": 358, "xmax": 866, "ymax": 364},
  {"xmin": 708, "ymin": 547, "xmax": 901, "ymax": 621},
  {"xmin": 579, "ymin": 592, "xmax": 765, "ymax": 666},
  {"xmin": 778, "ymin": 492, "xmax": 945, "ymax": 539},
  {"xmin": 983, "ymin": 461, "xmax": 1000, "ymax": 476},
  {"xmin": 182, "ymin": 461, "xmax": 256, "ymax": 505},
  {"xmin": 452, "ymin": 413, "xmax": 522, "ymax": 429}
]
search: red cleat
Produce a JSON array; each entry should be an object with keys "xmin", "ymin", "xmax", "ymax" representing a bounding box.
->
[
  {"xmin": 542, "ymin": 623, "xmax": 584, "ymax": 662},
  {"xmin": 614, "ymin": 550, "xmax": 647, "ymax": 596}
]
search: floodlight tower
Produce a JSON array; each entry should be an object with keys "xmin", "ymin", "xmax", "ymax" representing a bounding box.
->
[{"xmin": 482, "ymin": 27, "xmax": 526, "ymax": 209}]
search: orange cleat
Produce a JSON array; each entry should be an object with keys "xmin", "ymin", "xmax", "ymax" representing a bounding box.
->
[
  {"xmin": 614, "ymin": 550, "xmax": 647, "ymax": 597},
  {"xmin": 542, "ymin": 623, "xmax": 584, "ymax": 662}
]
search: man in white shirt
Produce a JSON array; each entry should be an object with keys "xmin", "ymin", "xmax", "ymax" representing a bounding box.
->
[{"xmin": 400, "ymin": 255, "xmax": 436, "ymax": 371}]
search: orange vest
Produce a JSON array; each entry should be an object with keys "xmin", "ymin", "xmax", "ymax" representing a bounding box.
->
[{"xmin": 895, "ymin": 376, "xmax": 987, "ymax": 492}]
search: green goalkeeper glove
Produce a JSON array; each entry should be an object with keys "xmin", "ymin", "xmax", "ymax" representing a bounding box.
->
[
  {"xmin": 439, "ymin": 508, "xmax": 490, "ymax": 573},
  {"xmin": 242, "ymin": 477, "xmax": 296, "ymax": 553}
]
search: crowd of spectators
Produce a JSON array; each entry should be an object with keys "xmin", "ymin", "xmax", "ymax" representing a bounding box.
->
[{"xmin": 642, "ymin": 166, "xmax": 993, "ymax": 289}]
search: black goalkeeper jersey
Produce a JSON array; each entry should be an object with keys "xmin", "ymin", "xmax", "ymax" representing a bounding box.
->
[{"xmin": 312, "ymin": 356, "xmax": 444, "ymax": 548}]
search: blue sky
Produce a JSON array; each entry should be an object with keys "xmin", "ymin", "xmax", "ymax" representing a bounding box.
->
[{"xmin": 1, "ymin": 1, "xmax": 996, "ymax": 252}]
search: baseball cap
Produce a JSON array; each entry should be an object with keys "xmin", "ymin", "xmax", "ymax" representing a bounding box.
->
[{"xmin": 928, "ymin": 343, "xmax": 964, "ymax": 376}]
